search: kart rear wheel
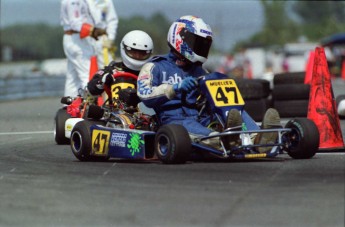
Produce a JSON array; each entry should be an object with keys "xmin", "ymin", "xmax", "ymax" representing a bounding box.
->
[
  {"xmin": 155, "ymin": 124, "xmax": 191, "ymax": 164},
  {"xmin": 54, "ymin": 108, "xmax": 71, "ymax": 145},
  {"xmin": 71, "ymin": 120, "xmax": 108, "ymax": 161},
  {"xmin": 284, "ymin": 118, "xmax": 319, "ymax": 159}
]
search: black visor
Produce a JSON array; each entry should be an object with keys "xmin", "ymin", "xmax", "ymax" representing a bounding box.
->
[
  {"xmin": 123, "ymin": 44, "xmax": 152, "ymax": 60},
  {"xmin": 181, "ymin": 28, "xmax": 212, "ymax": 58}
]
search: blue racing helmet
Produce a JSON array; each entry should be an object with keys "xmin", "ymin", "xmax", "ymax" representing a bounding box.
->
[{"xmin": 167, "ymin": 15, "xmax": 213, "ymax": 64}]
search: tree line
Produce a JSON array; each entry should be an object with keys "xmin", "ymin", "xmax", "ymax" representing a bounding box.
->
[
  {"xmin": 0, "ymin": 13, "xmax": 171, "ymax": 61},
  {"xmin": 235, "ymin": 0, "xmax": 345, "ymax": 51},
  {"xmin": 1, "ymin": 1, "xmax": 345, "ymax": 61}
]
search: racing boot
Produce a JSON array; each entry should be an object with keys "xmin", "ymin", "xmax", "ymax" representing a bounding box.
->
[
  {"xmin": 255, "ymin": 108, "xmax": 282, "ymax": 153},
  {"xmin": 221, "ymin": 109, "xmax": 242, "ymax": 151}
]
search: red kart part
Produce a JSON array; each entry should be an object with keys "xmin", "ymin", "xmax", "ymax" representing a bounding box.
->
[{"xmin": 67, "ymin": 97, "xmax": 83, "ymax": 118}]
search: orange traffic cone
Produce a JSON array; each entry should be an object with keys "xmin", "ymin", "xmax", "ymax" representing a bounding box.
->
[
  {"xmin": 304, "ymin": 50, "xmax": 314, "ymax": 84},
  {"xmin": 89, "ymin": 55, "xmax": 98, "ymax": 81},
  {"xmin": 307, "ymin": 47, "xmax": 344, "ymax": 150},
  {"xmin": 89, "ymin": 55, "xmax": 104, "ymax": 105}
]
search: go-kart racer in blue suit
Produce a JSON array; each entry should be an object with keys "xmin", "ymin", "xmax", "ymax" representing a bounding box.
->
[{"xmin": 137, "ymin": 16, "xmax": 217, "ymax": 140}]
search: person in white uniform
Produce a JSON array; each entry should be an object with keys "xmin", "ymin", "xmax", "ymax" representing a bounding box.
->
[
  {"xmin": 60, "ymin": 0, "xmax": 107, "ymax": 97},
  {"xmin": 86, "ymin": 0, "xmax": 119, "ymax": 68}
]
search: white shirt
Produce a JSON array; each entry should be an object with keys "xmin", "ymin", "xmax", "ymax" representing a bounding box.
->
[
  {"xmin": 60, "ymin": 0, "xmax": 94, "ymax": 32},
  {"xmin": 86, "ymin": 0, "xmax": 119, "ymax": 41}
]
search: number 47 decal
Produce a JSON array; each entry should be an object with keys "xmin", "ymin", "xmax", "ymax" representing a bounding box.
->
[
  {"xmin": 206, "ymin": 80, "xmax": 245, "ymax": 107},
  {"xmin": 92, "ymin": 130, "xmax": 110, "ymax": 156}
]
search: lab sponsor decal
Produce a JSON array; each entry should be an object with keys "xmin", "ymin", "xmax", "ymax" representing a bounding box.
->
[{"xmin": 162, "ymin": 72, "xmax": 182, "ymax": 84}]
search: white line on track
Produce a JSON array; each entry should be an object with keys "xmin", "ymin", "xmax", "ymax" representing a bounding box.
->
[
  {"xmin": 103, "ymin": 163, "xmax": 117, "ymax": 176},
  {"xmin": 0, "ymin": 131, "xmax": 53, "ymax": 136},
  {"xmin": 0, "ymin": 136, "xmax": 36, "ymax": 146}
]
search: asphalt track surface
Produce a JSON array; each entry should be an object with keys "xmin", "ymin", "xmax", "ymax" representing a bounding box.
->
[{"xmin": 0, "ymin": 92, "xmax": 344, "ymax": 226}]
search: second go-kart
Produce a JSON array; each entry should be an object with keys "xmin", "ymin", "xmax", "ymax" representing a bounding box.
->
[
  {"xmin": 54, "ymin": 71, "xmax": 138, "ymax": 145},
  {"xmin": 54, "ymin": 88, "xmax": 98, "ymax": 145},
  {"xmin": 69, "ymin": 72, "xmax": 320, "ymax": 164}
]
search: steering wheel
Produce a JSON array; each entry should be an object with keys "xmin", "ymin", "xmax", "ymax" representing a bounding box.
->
[
  {"xmin": 181, "ymin": 76, "xmax": 206, "ymax": 109},
  {"xmin": 112, "ymin": 72, "xmax": 138, "ymax": 80}
]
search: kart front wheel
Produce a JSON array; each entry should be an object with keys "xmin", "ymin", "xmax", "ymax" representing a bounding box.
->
[
  {"xmin": 155, "ymin": 124, "xmax": 191, "ymax": 164},
  {"xmin": 284, "ymin": 118, "xmax": 319, "ymax": 159},
  {"xmin": 71, "ymin": 120, "xmax": 108, "ymax": 161},
  {"xmin": 54, "ymin": 108, "xmax": 71, "ymax": 145}
]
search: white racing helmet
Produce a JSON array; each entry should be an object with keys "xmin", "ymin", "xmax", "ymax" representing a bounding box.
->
[
  {"xmin": 167, "ymin": 15, "xmax": 213, "ymax": 64},
  {"xmin": 121, "ymin": 30, "xmax": 154, "ymax": 71}
]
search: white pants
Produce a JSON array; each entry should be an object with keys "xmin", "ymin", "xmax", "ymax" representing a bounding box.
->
[{"xmin": 63, "ymin": 34, "xmax": 95, "ymax": 97}]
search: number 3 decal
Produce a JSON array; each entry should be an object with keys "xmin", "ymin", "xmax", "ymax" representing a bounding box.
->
[{"xmin": 111, "ymin": 82, "xmax": 135, "ymax": 99}]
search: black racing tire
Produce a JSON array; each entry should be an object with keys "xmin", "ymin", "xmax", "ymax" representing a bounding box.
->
[
  {"xmin": 154, "ymin": 124, "xmax": 191, "ymax": 164},
  {"xmin": 70, "ymin": 120, "xmax": 108, "ymax": 161},
  {"xmin": 273, "ymin": 99, "xmax": 309, "ymax": 117},
  {"xmin": 235, "ymin": 79, "xmax": 264, "ymax": 100},
  {"xmin": 284, "ymin": 118, "xmax": 319, "ymax": 159},
  {"xmin": 54, "ymin": 108, "xmax": 71, "ymax": 145},
  {"xmin": 256, "ymin": 79, "xmax": 271, "ymax": 98},
  {"xmin": 272, "ymin": 84, "xmax": 310, "ymax": 100},
  {"xmin": 273, "ymin": 72, "xmax": 305, "ymax": 85}
]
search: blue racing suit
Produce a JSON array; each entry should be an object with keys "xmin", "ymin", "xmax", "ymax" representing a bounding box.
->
[{"xmin": 137, "ymin": 52, "xmax": 213, "ymax": 136}]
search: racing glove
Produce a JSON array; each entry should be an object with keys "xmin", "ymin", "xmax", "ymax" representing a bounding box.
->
[
  {"xmin": 91, "ymin": 28, "xmax": 107, "ymax": 40},
  {"xmin": 173, "ymin": 77, "xmax": 198, "ymax": 93},
  {"xmin": 101, "ymin": 66, "xmax": 115, "ymax": 86}
]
